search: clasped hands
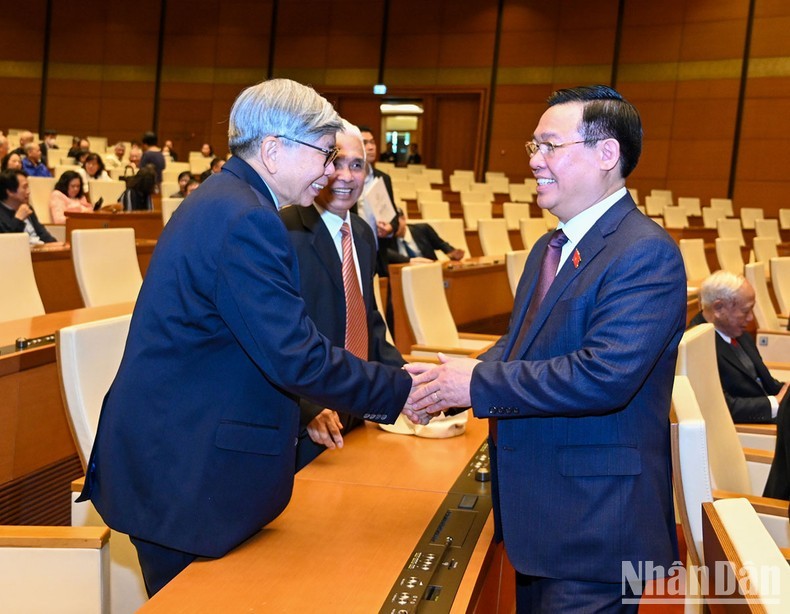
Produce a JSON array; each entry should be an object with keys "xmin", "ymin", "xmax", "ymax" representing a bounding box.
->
[{"xmin": 400, "ymin": 353, "xmax": 480, "ymax": 424}]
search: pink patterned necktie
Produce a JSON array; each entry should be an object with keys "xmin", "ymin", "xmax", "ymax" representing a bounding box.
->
[{"xmin": 340, "ymin": 223, "xmax": 368, "ymax": 360}]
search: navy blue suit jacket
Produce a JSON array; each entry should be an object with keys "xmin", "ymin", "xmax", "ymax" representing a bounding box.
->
[
  {"xmin": 79, "ymin": 157, "xmax": 411, "ymax": 558},
  {"xmin": 280, "ymin": 204, "xmax": 404, "ymax": 466},
  {"xmin": 472, "ymin": 194, "xmax": 686, "ymax": 583}
]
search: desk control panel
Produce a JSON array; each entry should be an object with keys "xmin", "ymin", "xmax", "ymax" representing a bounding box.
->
[
  {"xmin": 0, "ymin": 334, "xmax": 56, "ymax": 356},
  {"xmin": 380, "ymin": 442, "xmax": 492, "ymax": 614}
]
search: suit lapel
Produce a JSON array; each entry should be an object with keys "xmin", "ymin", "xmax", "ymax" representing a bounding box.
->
[{"xmin": 298, "ymin": 205, "xmax": 344, "ymax": 294}]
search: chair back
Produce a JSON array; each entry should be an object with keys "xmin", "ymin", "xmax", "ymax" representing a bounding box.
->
[
  {"xmin": 419, "ymin": 201, "xmax": 450, "ymax": 219},
  {"xmin": 715, "ymin": 237, "xmax": 744, "ymax": 275},
  {"xmin": 71, "ymin": 228, "xmax": 143, "ymax": 307},
  {"xmin": 770, "ymin": 257, "xmax": 790, "ymax": 314},
  {"xmin": 752, "ymin": 237, "xmax": 779, "ymax": 277},
  {"xmin": 739, "ymin": 207, "xmax": 764, "ymax": 230},
  {"xmin": 520, "ymin": 218, "xmax": 548, "ymax": 251},
  {"xmin": 676, "ymin": 324, "xmax": 752, "ymax": 493},
  {"xmin": 505, "ymin": 250, "xmax": 528, "ymax": 297},
  {"xmin": 421, "ymin": 218, "xmax": 470, "ymax": 257},
  {"xmin": 755, "ymin": 218, "xmax": 781, "ymax": 241},
  {"xmin": 542, "ymin": 208, "xmax": 559, "ymax": 230},
  {"xmin": 717, "ymin": 218, "xmax": 745, "ymax": 247},
  {"xmin": 678, "ymin": 196, "xmax": 702, "ymax": 216},
  {"xmin": 710, "ymin": 198, "xmax": 734, "ymax": 216},
  {"xmin": 57, "ymin": 313, "xmax": 132, "ymax": 469},
  {"xmin": 508, "ymin": 183, "xmax": 533, "ymax": 203},
  {"xmin": 0, "ymin": 234, "xmax": 46, "ymax": 322},
  {"xmin": 663, "ymin": 206, "xmax": 688, "ymax": 229},
  {"xmin": 645, "ymin": 194, "xmax": 668, "ymax": 216},
  {"xmin": 87, "ymin": 179, "xmax": 125, "ymax": 205},
  {"xmin": 416, "ymin": 188, "xmax": 442, "ymax": 205},
  {"xmin": 401, "ymin": 262, "xmax": 460, "ymax": 346},
  {"xmin": 702, "ymin": 207, "xmax": 726, "ymax": 229},
  {"xmin": 650, "ymin": 188, "xmax": 673, "ymax": 206},
  {"xmin": 392, "ymin": 180, "xmax": 416, "ymax": 201},
  {"xmin": 477, "ymin": 218, "xmax": 512, "ymax": 256},
  {"xmin": 679, "ymin": 238, "xmax": 710, "ymax": 286},
  {"xmin": 703, "ymin": 498, "xmax": 790, "ymax": 613},
  {"xmin": 744, "ymin": 262, "xmax": 784, "ymax": 331},
  {"xmin": 671, "ymin": 374, "xmax": 713, "ymax": 568},
  {"xmin": 161, "ymin": 197, "xmax": 182, "ymax": 225},
  {"xmin": 27, "ymin": 176, "xmax": 57, "ymax": 224},
  {"xmin": 502, "ymin": 202, "xmax": 529, "ymax": 230},
  {"xmin": 485, "ymin": 175, "xmax": 509, "ymax": 194},
  {"xmin": 0, "ymin": 525, "xmax": 110, "ymax": 613},
  {"xmin": 449, "ymin": 174, "xmax": 472, "ymax": 193},
  {"xmin": 461, "ymin": 202, "xmax": 492, "ymax": 230},
  {"xmin": 371, "ymin": 274, "xmax": 394, "ymax": 346},
  {"xmin": 779, "ymin": 208, "xmax": 790, "ymax": 230}
]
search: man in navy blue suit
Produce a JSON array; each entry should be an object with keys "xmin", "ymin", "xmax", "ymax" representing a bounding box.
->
[
  {"xmin": 78, "ymin": 79, "xmax": 423, "ymax": 597},
  {"xmin": 407, "ymin": 86, "xmax": 686, "ymax": 612}
]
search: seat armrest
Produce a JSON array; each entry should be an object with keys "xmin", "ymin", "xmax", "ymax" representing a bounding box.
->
[
  {"xmin": 713, "ymin": 489, "xmax": 789, "ymax": 516},
  {"xmin": 0, "ymin": 525, "xmax": 109, "ymax": 549},
  {"xmin": 457, "ymin": 332, "xmax": 500, "ymax": 342},
  {"xmin": 735, "ymin": 424, "xmax": 777, "ymax": 436},
  {"xmin": 71, "ymin": 477, "xmax": 85, "ymax": 493},
  {"xmin": 755, "ymin": 330, "xmax": 790, "ymax": 363},
  {"xmin": 743, "ymin": 447, "xmax": 774, "ymax": 464},
  {"xmin": 402, "ymin": 354, "xmax": 441, "ymax": 364},
  {"xmin": 410, "ymin": 344, "xmax": 481, "ymax": 358}
]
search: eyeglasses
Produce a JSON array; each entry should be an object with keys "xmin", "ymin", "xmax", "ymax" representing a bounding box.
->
[
  {"xmin": 525, "ymin": 139, "xmax": 597, "ymax": 158},
  {"xmin": 276, "ymin": 135, "xmax": 340, "ymax": 167}
]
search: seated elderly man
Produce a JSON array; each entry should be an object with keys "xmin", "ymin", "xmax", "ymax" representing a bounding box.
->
[
  {"xmin": 386, "ymin": 208, "xmax": 464, "ymax": 263},
  {"xmin": 21, "ymin": 142, "xmax": 52, "ymax": 177},
  {"xmin": 689, "ymin": 270, "xmax": 787, "ymax": 423},
  {"xmin": 0, "ymin": 169, "xmax": 58, "ymax": 244}
]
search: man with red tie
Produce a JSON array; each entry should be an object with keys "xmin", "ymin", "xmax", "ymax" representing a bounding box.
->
[{"xmin": 407, "ymin": 85, "xmax": 686, "ymax": 612}]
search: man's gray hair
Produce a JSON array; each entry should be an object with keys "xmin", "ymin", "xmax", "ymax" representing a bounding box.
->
[
  {"xmin": 341, "ymin": 120, "xmax": 365, "ymax": 161},
  {"xmin": 24, "ymin": 142, "xmax": 37, "ymax": 154},
  {"xmin": 699, "ymin": 270, "xmax": 746, "ymax": 310},
  {"xmin": 228, "ymin": 79, "xmax": 342, "ymax": 159}
]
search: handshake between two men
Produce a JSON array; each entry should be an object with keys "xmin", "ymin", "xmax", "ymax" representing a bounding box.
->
[{"xmin": 401, "ymin": 353, "xmax": 481, "ymax": 424}]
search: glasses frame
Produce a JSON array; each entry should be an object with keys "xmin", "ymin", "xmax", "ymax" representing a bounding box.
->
[
  {"xmin": 525, "ymin": 139, "xmax": 598, "ymax": 158},
  {"xmin": 276, "ymin": 135, "xmax": 339, "ymax": 167}
]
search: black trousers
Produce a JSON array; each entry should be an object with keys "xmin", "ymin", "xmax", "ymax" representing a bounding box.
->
[{"xmin": 129, "ymin": 535, "xmax": 198, "ymax": 597}]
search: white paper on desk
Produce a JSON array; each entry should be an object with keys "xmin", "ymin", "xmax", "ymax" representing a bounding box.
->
[{"xmin": 362, "ymin": 177, "xmax": 396, "ymax": 224}]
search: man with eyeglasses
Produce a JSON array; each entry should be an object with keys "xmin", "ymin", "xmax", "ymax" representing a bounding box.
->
[
  {"xmin": 405, "ymin": 85, "xmax": 686, "ymax": 612},
  {"xmin": 77, "ymin": 79, "xmax": 423, "ymax": 597}
]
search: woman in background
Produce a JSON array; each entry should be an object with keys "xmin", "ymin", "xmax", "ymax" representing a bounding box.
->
[
  {"xmin": 78, "ymin": 152, "xmax": 111, "ymax": 196},
  {"xmin": 1, "ymin": 152, "xmax": 23, "ymax": 171},
  {"xmin": 49, "ymin": 170, "xmax": 92, "ymax": 223}
]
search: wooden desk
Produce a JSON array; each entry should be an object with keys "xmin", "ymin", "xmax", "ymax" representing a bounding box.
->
[
  {"xmin": 388, "ymin": 258, "xmax": 513, "ymax": 355},
  {"xmin": 31, "ymin": 240, "xmax": 155, "ymax": 312},
  {"xmin": 65, "ymin": 210, "xmax": 163, "ymax": 242},
  {"xmin": 0, "ymin": 303, "xmax": 134, "ymax": 526},
  {"xmin": 142, "ymin": 418, "xmax": 498, "ymax": 613}
]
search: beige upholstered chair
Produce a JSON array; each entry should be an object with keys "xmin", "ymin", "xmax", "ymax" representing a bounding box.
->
[
  {"xmin": 401, "ymin": 262, "xmax": 498, "ymax": 357},
  {"xmin": 57, "ymin": 314, "xmax": 147, "ymax": 613},
  {"xmin": 392, "ymin": 180, "xmax": 416, "ymax": 201},
  {"xmin": 702, "ymin": 498, "xmax": 790, "ymax": 612},
  {"xmin": 421, "ymin": 218, "xmax": 471, "ymax": 257},
  {"xmin": 27, "ymin": 176, "xmax": 57, "ymax": 224},
  {"xmin": 715, "ymin": 237, "xmax": 745, "ymax": 275},
  {"xmin": 779, "ymin": 209, "xmax": 790, "ymax": 230},
  {"xmin": 161, "ymin": 197, "xmax": 182, "ymax": 225},
  {"xmin": 755, "ymin": 218, "xmax": 782, "ymax": 242},
  {"xmin": 650, "ymin": 188, "xmax": 673, "ymax": 206},
  {"xmin": 679, "ymin": 238, "xmax": 711, "ymax": 287},
  {"xmin": 745, "ymin": 262, "xmax": 787, "ymax": 331},
  {"xmin": 508, "ymin": 183, "xmax": 533, "ymax": 203},
  {"xmin": 0, "ymin": 525, "xmax": 110, "ymax": 614},
  {"xmin": 771, "ymin": 257, "xmax": 790, "ymax": 315},
  {"xmin": 502, "ymin": 202, "xmax": 530, "ymax": 230},
  {"xmin": 663, "ymin": 205, "xmax": 688, "ymax": 229},
  {"xmin": 459, "ymin": 189, "xmax": 492, "ymax": 207},
  {"xmin": 702, "ymin": 207, "xmax": 727, "ymax": 229},
  {"xmin": 677, "ymin": 196, "xmax": 702, "ymax": 216},
  {"xmin": 645, "ymin": 194, "xmax": 669, "ymax": 216},
  {"xmin": 71, "ymin": 228, "xmax": 143, "ymax": 307},
  {"xmin": 422, "ymin": 168, "xmax": 443, "ymax": 185},
  {"xmin": 520, "ymin": 218, "xmax": 548, "ymax": 251},
  {"xmin": 710, "ymin": 197, "xmax": 734, "ymax": 217},
  {"xmin": 460, "ymin": 202, "xmax": 493, "ymax": 230},
  {"xmin": 675, "ymin": 325, "xmax": 778, "ymax": 493},
  {"xmin": 753, "ymin": 237, "xmax": 779, "ymax": 278},
  {"xmin": 477, "ymin": 218, "xmax": 512, "ymax": 257},
  {"xmin": 717, "ymin": 217, "xmax": 746, "ymax": 247},
  {"xmin": 0, "ymin": 234, "xmax": 45, "ymax": 322},
  {"xmin": 449, "ymin": 174, "xmax": 472, "ymax": 193},
  {"xmin": 505, "ymin": 250, "xmax": 528, "ymax": 297},
  {"xmin": 419, "ymin": 201, "xmax": 450, "ymax": 220},
  {"xmin": 628, "ymin": 187, "xmax": 639, "ymax": 205},
  {"xmin": 740, "ymin": 207, "xmax": 764, "ymax": 230},
  {"xmin": 87, "ymin": 180, "xmax": 125, "ymax": 206},
  {"xmin": 416, "ymin": 188, "xmax": 442, "ymax": 205},
  {"xmin": 485, "ymin": 175, "xmax": 509, "ymax": 194},
  {"xmin": 542, "ymin": 208, "xmax": 559, "ymax": 230}
]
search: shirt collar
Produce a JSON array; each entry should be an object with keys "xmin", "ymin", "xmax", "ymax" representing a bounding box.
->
[
  {"xmin": 557, "ymin": 187, "xmax": 627, "ymax": 247},
  {"xmin": 314, "ymin": 202, "xmax": 349, "ymax": 236}
]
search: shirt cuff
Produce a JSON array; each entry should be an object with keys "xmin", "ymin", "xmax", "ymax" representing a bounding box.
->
[{"xmin": 769, "ymin": 395, "xmax": 779, "ymax": 419}]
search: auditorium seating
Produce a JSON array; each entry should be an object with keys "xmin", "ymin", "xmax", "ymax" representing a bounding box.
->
[
  {"xmin": 744, "ymin": 262, "xmax": 788, "ymax": 331},
  {"xmin": 421, "ymin": 218, "xmax": 470, "ymax": 256},
  {"xmin": 0, "ymin": 524, "xmax": 110, "ymax": 614},
  {"xmin": 701, "ymin": 206, "xmax": 727, "ymax": 229},
  {"xmin": 0, "ymin": 234, "xmax": 46, "ymax": 322},
  {"xmin": 710, "ymin": 198, "xmax": 734, "ymax": 217},
  {"xmin": 461, "ymin": 202, "xmax": 493, "ymax": 230},
  {"xmin": 717, "ymin": 218, "xmax": 746, "ymax": 247},
  {"xmin": 662, "ymin": 205, "xmax": 688, "ymax": 229},
  {"xmin": 644, "ymin": 195, "xmax": 666, "ymax": 217},
  {"xmin": 71, "ymin": 228, "xmax": 143, "ymax": 307},
  {"xmin": 755, "ymin": 218, "xmax": 781, "ymax": 242},
  {"xmin": 502, "ymin": 202, "xmax": 529, "ymax": 230},
  {"xmin": 702, "ymin": 498, "xmax": 790, "ymax": 612},
  {"xmin": 520, "ymin": 218, "xmax": 548, "ymax": 251},
  {"xmin": 679, "ymin": 239, "xmax": 711, "ymax": 287},
  {"xmin": 715, "ymin": 237, "xmax": 745, "ymax": 275},
  {"xmin": 161, "ymin": 198, "xmax": 182, "ymax": 225},
  {"xmin": 419, "ymin": 200, "xmax": 450, "ymax": 219},
  {"xmin": 87, "ymin": 179, "xmax": 126, "ymax": 206},
  {"xmin": 771, "ymin": 257, "xmax": 790, "ymax": 314},
  {"xmin": 650, "ymin": 188, "xmax": 673, "ymax": 206},
  {"xmin": 27, "ymin": 176, "xmax": 56, "ymax": 224},
  {"xmin": 505, "ymin": 250, "xmax": 528, "ymax": 297},
  {"xmin": 740, "ymin": 207, "xmax": 764, "ymax": 230},
  {"xmin": 477, "ymin": 218, "xmax": 512, "ymax": 257},
  {"xmin": 508, "ymin": 183, "xmax": 533, "ymax": 203},
  {"xmin": 677, "ymin": 196, "xmax": 702, "ymax": 216},
  {"xmin": 400, "ymin": 262, "xmax": 498, "ymax": 357},
  {"xmin": 541, "ymin": 208, "xmax": 559, "ymax": 230},
  {"xmin": 752, "ymin": 237, "xmax": 779, "ymax": 277},
  {"xmin": 780, "ymin": 209, "xmax": 790, "ymax": 230}
]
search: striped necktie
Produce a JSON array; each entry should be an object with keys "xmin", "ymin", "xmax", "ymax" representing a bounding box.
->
[{"xmin": 340, "ymin": 223, "xmax": 368, "ymax": 359}]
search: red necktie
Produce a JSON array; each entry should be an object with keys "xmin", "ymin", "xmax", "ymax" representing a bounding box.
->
[{"xmin": 340, "ymin": 223, "xmax": 368, "ymax": 360}]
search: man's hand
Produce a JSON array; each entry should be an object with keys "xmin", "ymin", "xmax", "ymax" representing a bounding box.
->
[
  {"xmin": 14, "ymin": 204, "xmax": 33, "ymax": 221},
  {"xmin": 306, "ymin": 409, "xmax": 345, "ymax": 449},
  {"xmin": 404, "ymin": 353, "xmax": 480, "ymax": 415},
  {"xmin": 376, "ymin": 221, "xmax": 393, "ymax": 238},
  {"xmin": 448, "ymin": 249, "xmax": 465, "ymax": 261}
]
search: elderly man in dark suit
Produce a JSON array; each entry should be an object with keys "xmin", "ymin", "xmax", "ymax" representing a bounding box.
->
[
  {"xmin": 281, "ymin": 121, "xmax": 405, "ymax": 470},
  {"xmin": 689, "ymin": 270, "xmax": 786, "ymax": 424},
  {"xmin": 0, "ymin": 169, "xmax": 57, "ymax": 244},
  {"xmin": 78, "ymin": 79, "xmax": 423, "ymax": 597},
  {"xmin": 406, "ymin": 85, "xmax": 686, "ymax": 612},
  {"xmin": 386, "ymin": 208, "xmax": 465, "ymax": 263}
]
